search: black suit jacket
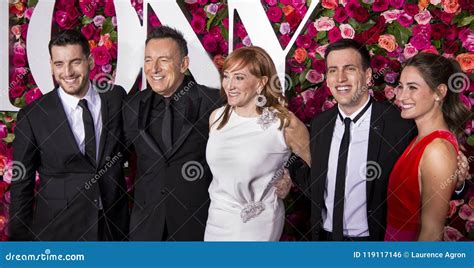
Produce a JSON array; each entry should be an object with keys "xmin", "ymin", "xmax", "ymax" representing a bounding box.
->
[
  {"xmin": 9, "ymin": 85, "xmax": 129, "ymax": 241},
  {"xmin": 123, "ymin": 80, "xmax": 221, "ymax": 241},
  {"xmin": 294, "ymin": 101, "xmax": 417, "ymax": 241}
]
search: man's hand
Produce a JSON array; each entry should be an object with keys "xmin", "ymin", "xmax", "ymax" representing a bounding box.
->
[
  {"xmin": 455, "ymin": 151, "xmax": 471, "ymax": 189},
  {"xmin": 274, "ymin": 168, "xmax": 293, "ymax": 199}
]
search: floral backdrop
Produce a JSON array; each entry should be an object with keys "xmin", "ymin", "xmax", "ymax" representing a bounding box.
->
[{"xmin": 4, "ymin": 0, "xmax": 473, "ymax": 241}]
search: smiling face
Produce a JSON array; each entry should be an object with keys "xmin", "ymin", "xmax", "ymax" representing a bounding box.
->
[
  {"xmin": 222, "ymin": 64, "xmax": 264, "ymax": 114},
  {"xmin": 50, "ymin": 44, "xmax": 93, "ymax": 98},
  {"xmin": 144, "ymin": 38, "xmax": 189, "ymax": 97},
  {"xmin": 326, "ymin": 48, "xmax": 372, "ymax": 115},
  {"xmin": 396, "ymin": 66, "xmax": 441, "ymax": 121}
]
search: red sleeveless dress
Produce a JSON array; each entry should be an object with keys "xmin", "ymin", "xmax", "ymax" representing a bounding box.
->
[{"xmin": 384, "ymin": 130, "xmax": 458, "ymax": 241}]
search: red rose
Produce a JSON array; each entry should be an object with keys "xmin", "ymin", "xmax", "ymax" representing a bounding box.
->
[
  {"xmin": 79, "ymin": 0, "xmax": 97, "ymax": 18},
  {"xmin": 312, "ymin": 59, "xmax": 326, "ymax": 74},
  {"xmin": 366, "ymin": 27, "xmax": 382, "ymax": 44},
  {"xmin": 353, "ymin": 7, "xmax": 370, "ymax": 23},
  {"xmin": 445, "ymin": 26, "xmax": 458, "ymax": 41},
  {"xmin": 372, "ymin": 0, "xmax": 390, "ymax": 12},
  {"xmin": 20, "ymin": 24, "xmax": 28, "ymax": 40},
  {"xmin": 267, "ymin": 6, "xmax": 283, "ymax": 23},
  {"xmin": 81, "ymin": 23, "xmax": 96, "ymax": 40},
  {"xmin": 371, "ymin": 55, "xmax": 389, "ymax": 71},
  {"xmin": 279, "ymin": 35, "xmax": 291, "ymax": 47},
  {"xmin": 9, "ymin": 84, "xmax": 27, "ymax": 99},
  {"xmin": 403, "ymin": 4, "xmax": 419, "ymax": 17},
  {"xmin": 92, "ymin": 46, "xmax": 111, "ymax": 66},
  {"xmin": 104, "ymin": 0, "xmax": 116, "ymax": 17},
  {"xmin": 296, "ymin": 34, "xmax": 312, "ymax": 49},
  {"xmin": 286, "ymin": 9, "xmax": 302, "ymax": 30},
  {"xmin": 444, "ymin": 40, "xmax": 460, "ymax": 54},
  {"xmin": 191, "ymin": 15, "xmax": 206, "ymax": 34},
  {"xmin": 388, "ymin": 60, "xmax": 401, "ymax": 72},
  {"xmin": 25, "ymin": 88, "xmax": 43, "ymax": 105},
  {"xmin": 328, "ymin": 27, "xmax": 342, "ymax": 43},
  {"xmin": 431, "ymin": 24, "xmax": 446, "ymax": 40},
  {"xmin": 202, "ymin": 34, "xmax": 217, "ymax": 53},
  {"xmin": 334, "ymin": 7, "xmax": 348, "ymax": 23}
]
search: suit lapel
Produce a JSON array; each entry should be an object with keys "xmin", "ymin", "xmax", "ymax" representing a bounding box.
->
[
  {"xmin": 314, "ymin": 108, "xmax": 338, "ymax": 194},
  {"xmin": 366, "ymin": 102, "xmax": 384, "ymax": 205},
  {"xmin": 51, "ymin": 88, "xmax": 95, "ymax": 169},
  {"xmin": 166, "ymin": 87, "xmax": 201, "ymax": 159},
  {"xmin": 97, "ymin": 91, "xmax": 109, "ymax": 167},
  {"xmin": 138, "ymin": 89, "xmax": 165, "ymax": 156}
]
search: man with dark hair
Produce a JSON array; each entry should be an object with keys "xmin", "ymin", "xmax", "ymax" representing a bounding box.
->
[
  {"xmin": 123, "ymin": 25, "xmax": 221, "ymax": 240},
  {"xmin": 284, "ymin": 39, "xmax": 468, "ymax": 241},
  {"xmin": 9, "ymin": 29, "xmax": 129, "ymax": 241}
]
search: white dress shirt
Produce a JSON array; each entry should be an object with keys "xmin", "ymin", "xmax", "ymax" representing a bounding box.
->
[
  {"xmin": 323, "ymin": 97, "xmax": 371, "ymax": 237},
  {"xmin": 58, "ymin": 83, "xmax": 102, "ymax": 161}
]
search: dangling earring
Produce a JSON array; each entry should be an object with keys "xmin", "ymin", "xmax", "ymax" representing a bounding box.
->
[{"xmin": 255, "ymin": 88, "xmax": 267, "ymax": 107}]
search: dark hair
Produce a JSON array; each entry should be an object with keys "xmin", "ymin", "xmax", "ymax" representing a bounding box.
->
[
  {"xmin": 404, "ymin": 53, "xmax": 471, "ymax": 137},
  {"xmin": 214, "ymin": 46, "xmax": 290, "ymax": 130},
  {"xmin": 146, "ymin": 26, "xmax": 188, "ymax": 58},
  {"xmin": 324, "ymin": 39, "xmax": 371, "ymax": 70},
  {"xmin": 48, "ymin": 30, "xmax": 90, "ymax": 57}
]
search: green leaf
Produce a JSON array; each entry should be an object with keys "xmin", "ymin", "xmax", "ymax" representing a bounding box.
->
[
  {"xmin": 81, "ymin": 16, "xmax": 93, "ymax": 25},
  {"xmin": 206, "ymin": 15, "xmax": 216, "ymax": 31},
  {"xmin": 459, "ymin": 16, "xmax": 474, "ymax": 27},
  {"xmin": 388, "ymin": 22, "xmax": 411, "ymax": 46},
  {"xmin": 109, "ymin": 31, "xmax": 118, "ymax": 42},
  {"xmin": 28, "ymin": 0, "xmax": 39, "ymax": 7},
  {"xmin": 316, "ymin": 31, "xmax": 327, "ymax": 41},
  {"xmin": 3, "ymin": 134, "xmax": 15, "ymax": 144},
  {"xmin": 321, "ymin": 9, "xmax": 335, "ymax": 18},
  {"xmin": 359, "ymin": 20, "xmax": 376, "ymax": 32},
  {"xmin": 467, "ymin": 135, "xmax": 474, "ymax": 146},
  {"xmin": 299, "ymin": 70, "xmax": 308, "ymax": 84},
  {"xmin": 101, "ymin": 18, "xmax": 114, "ymax": 35},
  {"xmin": 433, "ymin": 40, "xmax": 442, "ymax": 49}
]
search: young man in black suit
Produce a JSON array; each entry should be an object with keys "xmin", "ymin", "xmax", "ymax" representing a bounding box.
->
[
  {"xmin": 123, "ymin": 26, "xmax": 221, "ymax": 241},
  {"xmin": 9, "ymin": 30, "xmax": 129, "ymax": 241},
  {"xmin": 284, "ymin": 39, "xmax": 468, "ymax": 241}
]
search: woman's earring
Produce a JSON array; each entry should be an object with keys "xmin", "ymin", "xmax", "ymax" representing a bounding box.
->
[{"xmin": 255, "ymin": 89, "xmax": 267, "ymax": 107}]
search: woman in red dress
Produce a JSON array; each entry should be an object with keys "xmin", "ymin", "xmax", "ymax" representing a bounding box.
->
[{"xmin": 385, "ymin": 53, "xmax": 471, "ymax": 241}]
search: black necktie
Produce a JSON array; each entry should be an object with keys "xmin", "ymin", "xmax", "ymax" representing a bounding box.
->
[
  {"xmin": 162, "ymin": 98, "xmax": 173, "ymax": 151},
  {"xmin": 78, "ymin": 99, "xmax": 96, "ymax": 167},
  {"xmin": 332, "ymin": 98, "xmax": 372, "ymax": 240}
]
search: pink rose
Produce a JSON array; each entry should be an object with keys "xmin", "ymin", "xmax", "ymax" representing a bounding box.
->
[
  {"xmin": 11, "ymin": 25, "xmax": 21, "ymax": 39},
  {"xmin": 430, "ymin": 0, "xmax": 442, "ymax": 4},
  {"xmin": 381, "ymin": 9, "xmax": 401, "ymax": 23},
  {"xmin": 314, "ymin": 17, "xmax": 335, "ymax": 31},
  {"xmin": 447, "ymin": 200, "xmax": 458, "ymax": 218},
  {"xmin": 372, "ymin": 0, "xmax": 390, "ymax": 12},
  {"xmin": 315, "ymin": 44, "xmax": 329, "ymax": 58},
  {"xmin": 466, "ymin": 220, "xmax": 474, "ymax": 233},
  {"xmin": 265, "ymin": 0, "xmax": 278, "ymax": 6},
  {"xmin": 322, "ymin": 100, "xmax": 336, "ymax": 110},
  {"xmin": 414, "ymin": 10, "xmax": 432, "ymax": 25},
  {"xmin": 305, "ymin": 70, "xmax": 324, "ymax": 84},
  {"xmin": 25, "ymin": 88, "xmax": 42, "ymax": 105},
  {"xmin": 101, "ymin": 64, "xmax": 112, "ymax": 74},
  {"xmin": 334, "ymin": 7, "xmax": 348, "ymax": 23},
  {"xmin": 307, "ymin": 23, "xmax": 318, "ymax": 37},
  {"xmin": 339, "ymin": 24, "xmax": 355, "ymax": 39},
  {"xmin": 321, "ymin": 0, "xmax": 338, "ymax": 9},
  {"xmin": 442, "ymin": 0, "xmax": 460, "ymax": 14},
  {"xmin": 12, "ymin": 54, "xmax": 26, "ymax": 68},
  {"xmin": 412, "ymin": 25, "xmax": 431, "ymax": 38},
  {"xmin": 378, "ymin": 34, "xmax": 398, "ymax": 52},
  {"xmin": 25, "ymin": 7, "xmax": 34, "ymax": 20},
  {"xmin": 384, "ymin": 85, "xmax": 395, "ymax": 99},
  {"xmin": 92, "ymin": 46, "xmax": 111, "ymax": 66},
  {"xmin": 242, "ymin": 36, "xmax": 252, "ymax": 47},
  {"xmin": 267, "ymin": 6, "xmax": 282, "ymax": 23},
  {"xmin": 397, "ymin": 12, "xmax": 414, "ymax": 27},
  {"xmin": 459, "ymin": 204, "xmax": 472, "ymax": 220},
  {"xmin": 93, "ymin": 15, "xmax": 106, "ymax": 27},
  {"xmin": 0, "ymin": 124, "xmax": 7, "ymax": 139},
  {"xmin": 55, "ymin": 9, "xmax": 79, "ymax": 29},
  {"xmin": 279, "ymin": 22, "xmax": 290, "ymax": 35},
  {"xmin": 390, "ymin": 0, "xmax": 405, "ymax": 8},
  {"xmin": 191, "ymin": 15, "xmax": 206, "ymax": 34},
  {"xmin": 149, "ymin": 14, "xmax": 161, "ymax": 28},
  {"xmin": 459, "ymin": 28, "xmax": 472, "ymax": 42},
  {"xmin": 202, "ymin": 34, "xmax": 217, "ymax": 53},
  {"xmin": 443, "ymin": 226, "xmax": 464, "ymax": 241},
  {"xmin": 410, "ymin": 34, "xmax": 430, "ymax": 50},
  {"xmin": 235, "ymin": 22, "xmax": 247, "ymax": 39},
  {"xmin": 206, "ymin": 3, "xmax": 219, "ymax": 15}
]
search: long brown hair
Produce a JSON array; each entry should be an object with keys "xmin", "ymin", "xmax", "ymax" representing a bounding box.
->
[
  {"xmin": 214, "ymin": 46, "xmax": 290, "ymax": 130},
  {"xmin": 404, "ymin": 53, "xmax": 471, "ymax": 137}
]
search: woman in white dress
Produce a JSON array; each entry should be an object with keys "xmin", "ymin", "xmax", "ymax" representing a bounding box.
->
[{"xmin": 204, "ymin": 46, "xmax": 310, "ymax": 241}]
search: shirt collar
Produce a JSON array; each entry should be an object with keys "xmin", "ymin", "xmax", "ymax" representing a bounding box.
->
[
  {"xmin": 58, "ymin": 82, "xmax": 98, "ymax": 110},
  {"xmin": 337, "ymin": 97, "xmax": 371, "ymax": 127}
]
